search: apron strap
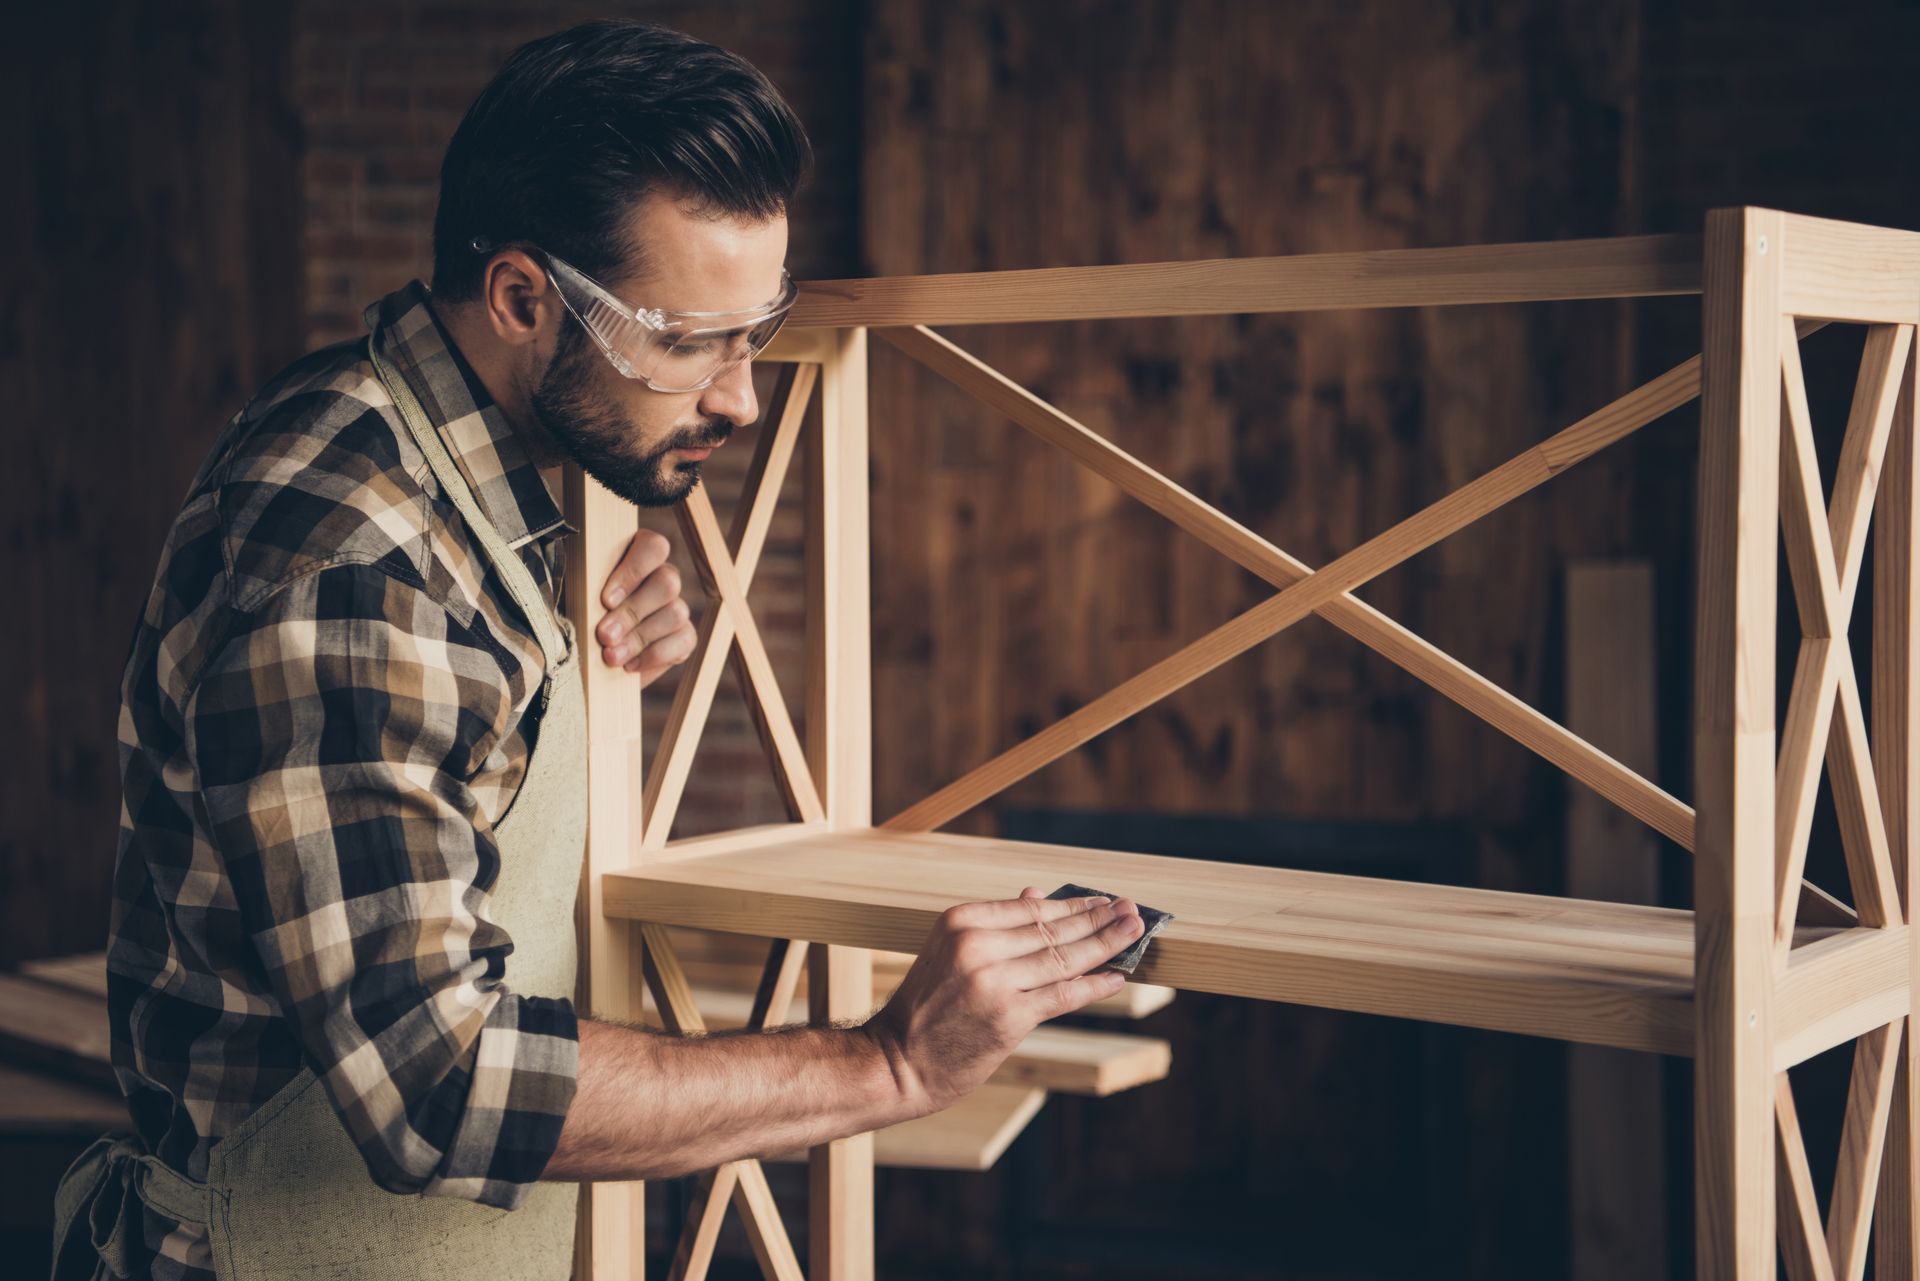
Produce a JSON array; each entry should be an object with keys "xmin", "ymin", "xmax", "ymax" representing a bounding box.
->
[
  {"xmin": 367, "ymin": 330, "xmax": 571, "ymax": 673},
  {"xmin": 51, "ymin": 1134, "xmax": 215, "ymax": 1281}
]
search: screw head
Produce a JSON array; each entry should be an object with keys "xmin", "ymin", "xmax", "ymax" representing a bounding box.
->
[{"xmin": 1757, "ymin": 236, "xmax": 1769, "ymax": 255}]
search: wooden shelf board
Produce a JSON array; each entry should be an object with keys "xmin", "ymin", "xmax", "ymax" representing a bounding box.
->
[{"xmin": 605, "ymin": 828, "xmax": 1860, "ymax": 1057}]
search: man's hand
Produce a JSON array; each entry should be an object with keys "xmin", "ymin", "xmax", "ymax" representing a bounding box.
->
[
  {"xmin": 595, "ymin": 529, "xmax": 696, "ymax": 685},
  {"xmin": 861, "ymin": 888, "xmax": 1145, "ymax": 1115}
]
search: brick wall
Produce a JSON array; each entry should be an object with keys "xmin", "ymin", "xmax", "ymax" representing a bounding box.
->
[{"xmin": 293, "ymin": 0, "xmax": 859, "ymax": 837}]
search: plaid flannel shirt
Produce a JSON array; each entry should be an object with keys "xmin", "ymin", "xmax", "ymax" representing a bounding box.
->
[{"xmin": 108, "ymin": 282, "xmax": 583, "ymax": 1279}]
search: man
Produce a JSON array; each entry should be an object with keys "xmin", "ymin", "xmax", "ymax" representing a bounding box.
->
[{"xmin": 55, "ymin": 20, "xmax": 1144, "ymax": 1281}]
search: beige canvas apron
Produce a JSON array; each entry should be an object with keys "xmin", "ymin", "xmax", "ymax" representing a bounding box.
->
[{"xmin": 53, "ymin": 329, "xmax": 588, "ymax": 1280}]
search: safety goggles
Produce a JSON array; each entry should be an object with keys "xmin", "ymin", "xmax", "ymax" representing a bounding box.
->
[{"xmin": 474, "ymin": 238, "xmax": 796, "ymax": 393}]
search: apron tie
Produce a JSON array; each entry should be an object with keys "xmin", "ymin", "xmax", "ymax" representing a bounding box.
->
[{"xmin": 52, "ymin": 1133, "xmax": 215, "ymax": 1281}]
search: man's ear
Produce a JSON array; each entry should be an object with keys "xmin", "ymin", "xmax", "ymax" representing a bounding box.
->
[{"xmin": 480, "ymin": 248, "xmax": 558, "ymax": 349}]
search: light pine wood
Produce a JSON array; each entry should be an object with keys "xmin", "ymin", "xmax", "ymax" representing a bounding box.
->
[
  {"xmin": 678, "ymin": 486, "xmax": 825, "ymax": 824},
  {"xmin": 639, "ymin": 923, "xmax": 805, "ymax": 1281},
  {"xmin": 579, "ymin": 211, "xmax": 1920, "ymax": 1276},
  {"xmin": 643, "ymin": 367, "xmax": 818, "ymax": 847},
  {"xmin": 790, "ymin": 233, "xmax": 1702, "ymax": 327},
  {"xmin": 1773, "ymin": 319, "xmax": 1905, "ymax": 941},
  {"xmin": 1778, "ymin": 1074, "xmax": 1840, "ymax": 1281},
  {"xmin": 563, "ymin": 464, "xmax": 648, "ymax": 1281},
  {"xmin": 1694, "ymin": 205, "xmax": 1782, "ymax": 1281},
  {"xmin": 1875, "ymin": 326, "xmax": 1920, "ymax": 1279},
  {"xmin": 1778, "ymin": 213, "xmax": 1920, "ymax": 326},
  {"xmin": 805, "ymin": 325, "xmax": 876, "ymax": 1281},
  {"xmin": 667, "ymin": 937, "xmax": 811, "ymax": 1281},
  {"xmin": 1828, "ymin": 1021, "xmax": 1903, "ymax": 1281},
  {"xmin": 1773, "ymin": 926, "xmax": 1913, "ymax": 1072},
  {"xmin": 601, "ymin": 825, "xmax": 1876, "ymax": 1058}
]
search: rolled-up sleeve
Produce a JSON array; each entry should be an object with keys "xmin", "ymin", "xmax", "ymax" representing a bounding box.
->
[{"xmin": 185, "ymin": 560, "xmax": 577, "ymax": 1207}]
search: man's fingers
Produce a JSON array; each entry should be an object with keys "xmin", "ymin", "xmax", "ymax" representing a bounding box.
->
[
  {"xmin": 972, "ymin": 897, "xmax": 1136, "ymax": 964},
  {"xmin": 999, "ymin": 910, "xmax": 1143, "ymax": 990},
  {"xmin": 602, "ymin": 599, "xmax": 692, "ymax": 667},
  {"xmin": 602, "ymin": 530, "xmax": 672, "ymax": 608},
  {"xmin": 945, "ymin": 893, "xmax": 1111, "ymax": 931},
  {"xmin": 1021, "ymin": 970, "xmax": 1130, "ymax": 1023},
  {"xmin": 597, "ymin": 564, "xmax": 683, "ymax": 649},
  {"xmin": 625, "ymin": 623, "xmax": 697, "ymax": 676}
]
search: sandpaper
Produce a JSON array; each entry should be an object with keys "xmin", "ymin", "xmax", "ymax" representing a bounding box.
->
[{"xmin": 1046, "ymin": 883, "xmax": 1173, "ymax": 975}]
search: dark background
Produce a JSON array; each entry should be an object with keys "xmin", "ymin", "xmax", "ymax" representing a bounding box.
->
[{"xmin": 4, "ymin": 1, "xmax": 1919, "ymax": 1276}]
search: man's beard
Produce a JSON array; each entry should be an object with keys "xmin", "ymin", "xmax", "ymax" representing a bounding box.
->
[{"xmin": 529, "ymin": 322, "xmax": 735, "ymax": 507}]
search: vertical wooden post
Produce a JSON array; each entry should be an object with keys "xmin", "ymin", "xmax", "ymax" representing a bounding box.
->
[
  {"xmin": 564, "ymin": 464, "xmax": 648, "ymax": 1281},
  {"xmin": 805, "ymin": 327, "xmax": 876, "ymax": 1280},
  {"xmin": 1694, "ymin": 206, "xmax": 1783, "ymax": 1280},
  {"xmin": 1876, "ymin": 335, "xmax": 1920, "ymax": 1278}
]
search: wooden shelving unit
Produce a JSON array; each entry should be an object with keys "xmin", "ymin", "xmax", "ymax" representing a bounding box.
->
[{"xmin": 564, "ymin": 208, "xmax": 1920, "ymax": 1280}]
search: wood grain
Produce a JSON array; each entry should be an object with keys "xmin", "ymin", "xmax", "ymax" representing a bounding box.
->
[{"xmin": 790, "ymin": 233, "xmax": 1702, "ymax": 327}]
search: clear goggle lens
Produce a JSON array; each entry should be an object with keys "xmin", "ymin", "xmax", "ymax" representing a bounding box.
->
[{"xmin": 543, "ymin": 253, "xmax": 795, "ymax": 393}]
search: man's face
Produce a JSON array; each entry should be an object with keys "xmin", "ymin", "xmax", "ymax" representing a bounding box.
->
[{"xmin": 530, "ymin": 191, "xmax": 788, "ymax": 507}]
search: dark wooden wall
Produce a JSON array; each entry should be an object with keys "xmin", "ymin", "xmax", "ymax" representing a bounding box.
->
[{"xmin": 0, "ymin": 2, "xmax": 304, "ymax": 966}]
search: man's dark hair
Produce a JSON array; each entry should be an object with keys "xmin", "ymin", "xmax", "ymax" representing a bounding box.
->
[{"xmin": 431, "ymin": 21, "xmax": 810, "ymax": 301}]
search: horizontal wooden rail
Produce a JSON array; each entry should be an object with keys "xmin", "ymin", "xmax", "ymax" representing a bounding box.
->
[{"xmin": 789, "ymin": 234, "xmax": 1701, "ymax": 328}]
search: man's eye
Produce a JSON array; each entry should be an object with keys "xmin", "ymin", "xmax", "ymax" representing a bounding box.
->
[{"xmin": 665, "ymin": 338, "xmax": 717, "ymax": 357}]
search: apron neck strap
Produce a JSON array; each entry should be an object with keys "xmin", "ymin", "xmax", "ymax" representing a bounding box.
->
[{"xmin": 367, "ymin": 329, "xmax": 570, "ymax": 670}]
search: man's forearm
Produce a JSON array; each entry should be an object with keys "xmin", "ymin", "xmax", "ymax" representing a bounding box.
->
[{"xmin": 541, "ymin": 1016, "xmax": 919, "ymax": 1182}]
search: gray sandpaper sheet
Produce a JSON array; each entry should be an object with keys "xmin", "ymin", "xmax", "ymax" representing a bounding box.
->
[{"xmin": 1047, "ymin": 883, "xmax": 1173, "ymax": 975}]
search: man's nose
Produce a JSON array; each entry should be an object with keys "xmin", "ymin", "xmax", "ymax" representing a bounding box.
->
[{"xmin": 697, "ymin": 360, "xmax": 759, "ymax": 429}]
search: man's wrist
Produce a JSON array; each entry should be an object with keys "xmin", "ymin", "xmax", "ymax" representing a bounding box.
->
[{"xmin": 847, "ymin": 1020, "xmax": 930, "ymax": 1125}]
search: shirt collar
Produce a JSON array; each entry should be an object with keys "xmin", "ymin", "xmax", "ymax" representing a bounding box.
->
[{"xmin": 363, "ymin": 281, "xmax": 574, "ymax": 551}]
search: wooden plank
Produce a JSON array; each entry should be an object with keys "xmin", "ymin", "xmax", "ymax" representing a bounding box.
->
[
  {"xmin": 1774, "ymin": 927, "xmax": 1913, "ymax": 1071},
  {"xmin": 1827, "ymin": 326, "xmax": 1914, "ymax": 607},
  {"xmin": 788, "ymin": 233, "xmax": 1702, "ymax": 327},
  {"xmin": 1829, "ymin": 1021, "xmax": 1902, "ymax": 1281},
  {"xmin": 18, "ymin": 951, "xmax": 108, "ymax": 999},
  {"xmin": 561, "ymin": 463, "xmax": 646, "ymax": 1281},
  {"xmin": 1779, "ymin": 213, "xmax": 1920, "ymax": 326},
  {"xmin": 677, "ymin": 487, "xmax": 825, "ymax": 824},
  {"xmin": 642, "ymin": 364, "xmax": 813, "ymax": 849},
  {"xmin": 600, "ymin": 826, "xmax": 1864, "ymax": 1057},
  {"xmin": 1777, "ymin": 1074, "xmax": 1840, "ymax": 1281},
  {"xmin": 1565, "ymin": 561, "xmax": 1667, "ymax": 1281},
  {"xmin": 1693, "ymin": 204, "xmax": 1782, "ymax": 1280},
  {"xmin": 806, "ymin": 325, "xmax": 875, "ymax": 1281},
  {"xmin": 1874, "ymin": 319, "xmax": 1920, "ymax": 1279},
  {"xmin": 638, "ymin": 925, "xmax": 805, "ymax": 1281},
  {"xmin": 0, "ymin": 973, "xmax": 113, "ymax": 1086},
  {"xmin": 0, "ymin": 1063, "xmax": 126, "ymax": 1135}
]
